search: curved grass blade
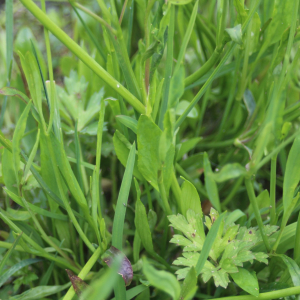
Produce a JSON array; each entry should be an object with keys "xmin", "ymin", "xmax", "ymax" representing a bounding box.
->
[
  {"xmin": 0, "ymin": 258, "xmax": 43, "ymax": 288},
  {"xmin": 10, "ymin": 282, "xmax": 71, "ymax": 300},
  {"xmin": 0, "ymin": 233, "xmax": 23, "ymax": 275}
]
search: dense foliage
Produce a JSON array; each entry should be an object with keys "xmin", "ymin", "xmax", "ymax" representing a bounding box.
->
[{"xmin": 1, "ymin": 0, "xmax": 300, "ymax": 299}]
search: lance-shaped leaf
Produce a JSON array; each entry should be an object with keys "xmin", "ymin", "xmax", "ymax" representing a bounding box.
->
[
  {"xmin": 102, "ymin": 246, "xmax": 133, "ymax": 286},
  {"xmin": 65, "ymin": 269, "xmax": 89, "ymax": 297}
]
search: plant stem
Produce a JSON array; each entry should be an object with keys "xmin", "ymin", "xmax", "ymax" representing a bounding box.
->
[
  {"xmin": 245, "ymin": 177, "xmax": 271, "ymax": 252},
  {"xmin": 63, "ymin": 246, "xmax": 102, "ymax": 300},
  {"xmin": 19, "ymin": 0, "xmax": 145, "ymax": 114},
  {"xmin": 212, "ymin": 286, "xmax": 300, "ymax": 300}
]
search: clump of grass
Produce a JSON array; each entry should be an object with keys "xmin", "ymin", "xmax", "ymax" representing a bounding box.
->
[{"xmin": 1, "ymin": 0, "xmax": 300, "ymax": 299}]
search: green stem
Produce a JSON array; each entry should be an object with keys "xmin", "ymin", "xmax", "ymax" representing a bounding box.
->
[
  {"xmin": 245, "ymin": 177, "xmax": 271, "ymax": 252},
  {"xmin": 269, "ymin": 155, "xmax": 277, "ymax": 225},
  {"xmin": 63, "ymin": 246, "xmax": 102, "ymax": 300},
  {"xmin": 184, "ymin": 48, "xmax": 221, "ymax": 87},
  {"xmin": 254, "ymin": 130, "xmax": 300, "ymax": 172},
  {"xmin": 212, "ymin": 286, "xmax": 300, "ymax": 300},
  {"xmin": 19, "ymin": 0, "xmax": 145, "ymax": 114},
  {"xmin": 177, "ymin": 0, "xmax": 262, "ymax": 128},
  {"xmin": 73, "ymin": 2, "xmax": 115, "ymax": 32}
]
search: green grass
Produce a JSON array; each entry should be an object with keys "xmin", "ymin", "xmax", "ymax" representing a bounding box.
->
[{"xmin": 0, "ymin": 0, "xmax": 300, "ymax": 299}]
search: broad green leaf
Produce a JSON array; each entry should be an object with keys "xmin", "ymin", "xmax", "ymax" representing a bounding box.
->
[
  {"xmin": 181, "ymin": 178, "xmax": 203, "ymax": 220},
  {"xmin": 137, "ymin": 115, "xmax": 162, "ymax": 190},
  {"xmin": 113, "ymin": 130, "xmax": 143, "ymax": 180},
  {"xmin": 225, "ymin": 24, "xmax": 243, "ymax": 45},
  {"xmin": 230, "ymin": 268, "xmax": 259, "ymax": 296},
  {"xmin": 135, "ymin": 180, "xmax": 154, "ymax": 253},
  {"xmin": 0, "ymin": 258, "xmax": 43, "ymax": 288},
  {"xmin": 175, "ymin": 100, "xmax": 198, "ymax": 119},
  {"xmin": 283, "ymin": 136, "xmax": 300, "ymax": 219},
  {"xmin": 203, "ymin": 152, "xmax": 221, "ymax": 211},
  {"xmin": 143, "ymin": 258, "xmax": 181, "ymax": 300},
  {"xmin": 180, "ymin": 267, "xmax": 197, "ymax": 300},
  {"xmin": 212, "ymin": 163, "xmax": 246, "ymax": 182}
]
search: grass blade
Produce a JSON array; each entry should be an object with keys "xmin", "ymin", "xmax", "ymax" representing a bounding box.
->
[
  {"xmin": 158, "ymin": 4, "xmax": 175, "ymax": 128},
  {"xmin": 18, "ymin": 0, "xmax": 145, "ymax": 114},
  {"xmin": 0, "ymin": 0, "xmax": 13, "ymax": 128},
  {"xmin": 0, "ymin": 232, "xmax": 23, "ymax": 275},
  {"xmin": 0, "ymin": 258, "xmax": 43, "ymax": 288},
  {"xmin": 195, "ymin": 212, "xmax": 225, "ymax": 275},
  {"xmin": 111, "ymin": 142, "xmax": 136, "ymax": 250}
]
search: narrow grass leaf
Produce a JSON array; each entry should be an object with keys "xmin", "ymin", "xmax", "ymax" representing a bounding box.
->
[
  {"xmin": 116, "ymin": 115, "xmax": 138, "ymax": 134},
  {"xmin": 158, "ymin": 5, "xmax": 175, "ymax": 128},
  {"xmin": 174, "ymin": 0, "xmax": 198, "ymax": 74},
  {"xmin": 112, "ymin": 142, "xmax": 136, "ymax": 250},
  {"xmin": 18, "ymin": 0, "xmax": 145, "ymax": 114},
  {"xmin": 111, "ymin": 285, "xmax": 148, "ymax": 300},
  {"xmin": 10, "ymin": 282, "xmax": 71, "ymax": 300},
  {"xmin": 277, "ymin": 254, "xmax": 300, "ymax": 286},
  {"xmin": 195, "ymin": 212, "xmax": 225, "ymax": 275},
  {"xmin": 23, "ymin": 129, "xmax": 40, "ymax": 180},
  {"xmin": 134, "ymin": 180, "xmax": 154, "ymax": 253},
  {"xmin": 12, "ymin": 101, "xmax": 32, "ymax": 192},
  {"xmin": 203, "ymin": 152, "xmax": 221, "ymax": 212},
  {"xmin": 4, "ymin": 188, "xmax": 68, "ymax": 221},
  {"xmin": 0, "ymin": 87, "xmax": 30, "ymax": 104},
  {"xmin": 180, "ymin": 266, "xmax": 198, "ymax": 300},
  {"xmin": 0, "ymin": 233, "xmax": 22, "ymax": 275},
  {"xmin": 0, "ymin": 0, "xmax": 13, "ymax": 127},
  {"xmin": 0, "ymin": 258, "xmax": 43, "ymax": 288},
  {"xmin": 283, "ymin": 135, "xmax": 300, "ymax": 219}
]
